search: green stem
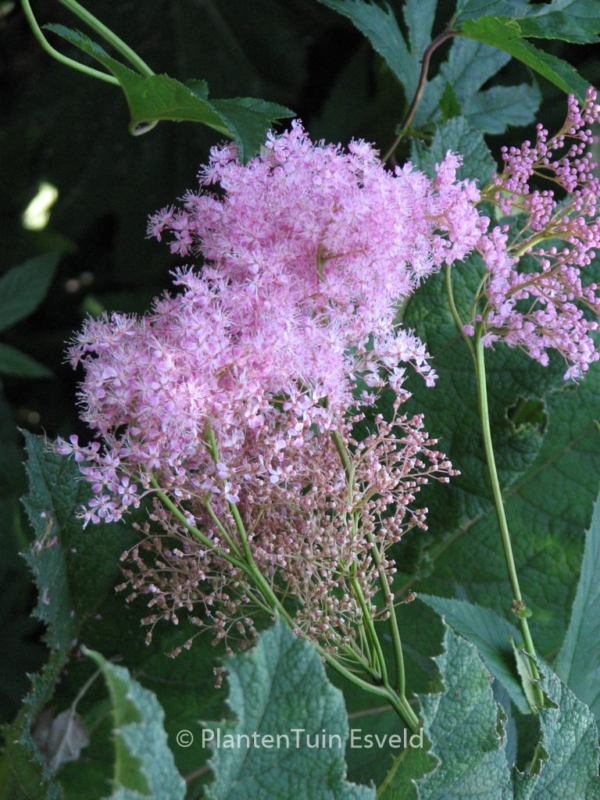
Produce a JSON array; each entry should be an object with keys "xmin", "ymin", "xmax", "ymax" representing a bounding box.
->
[
  {"xmin": 331, "ymin": 429, "xmax": 419, "ymax": 729},
  {"xmin": 445, "ymin": 264, "xmax": 475, "ymax": 359},
  {"xmin": 366, "ymin": 532, "xmax": 407, "ymax": 697},
  {"xmin": 350, "ymin": 573, "xmax": 389, "ymax": 684},
  {"xmin": 225, "ymin": 468, "xmax": 419, "ymax": 730},
  {"xmin": 159, "ymin": 424, "xmax": 421, "ymax": 731},
  {"xmin": 473, "ymin": 331, "xmax": 544, "ymax": 708},
  {"xmin": 149, "ymin": 476, "xmax": 248, "ymax": 575},
  {"xmin": 203, "ymin": 498, "xmax": 245, "ymax": 560},
  {"xmin": 20, "ymin": 0, "xmax": 118, "ymax": 84},
  {"xmin": 58, "ymin": 0, "xmax": 155, "ymax": 76}
]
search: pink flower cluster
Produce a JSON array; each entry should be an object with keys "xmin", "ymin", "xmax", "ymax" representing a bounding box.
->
[
  {"xmin": 61, "ymin": 123, "xmax": 483, "ymax": 523},
  {"xmin": 472, "ymin": 88, "xmax": 600, "ymax": 379},
  {"xmin": 58, "ymin": 123, "xmax": 485, "ymax": 647}
]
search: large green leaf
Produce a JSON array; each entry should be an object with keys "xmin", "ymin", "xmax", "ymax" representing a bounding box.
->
[
  {"xmin": 418, "ymin": 595, "xmax": 529, "ymax": 714},
  {"xmin": 20, "ymin": 431, "xmax": 137, "ymax": 648},
  {"xmin": 203, "ymin": 620, "xmax": 375, "ymax": 800},
  {"xmin": 414, "ymin": 37, "xmax": 540, "ymax": 135},
  {"xmin": 0, "ymin": 252, "xmax": 61, "ymax": 333},
  {"xmin": 415, "ymin": 626, "xmax": 512, "ymax": 799},
  {"xmin": 456, "ymin": 17, "xmax": 590, "ymax": 100},
  {"xmin": 46, "ymin": 25, "xmax": 293, "ymax": 162},
  {"xmin": 0, "ymin": 433, "xmax": 232, "ymax": 799},
  {"xmin": 514, "ymin": 660, "xmax": 600, "ymax": 799},
  {"xmin": 83, "ymin": 649, "xmax": 185, "ymax": 800},
  {"xmin": 380, "ymin": 627, "xmax": 600, "ymax": 799},
  {"xmin": 555, "ymin": 488, "xmax": 600, "ymax": 720},
  {"xmin": 1, "ymin": 433, "xmax": 137, "ymax": 797},
  {"xmin": 457, "ymin": 0, "xmax": 600, "ymax": 44}
]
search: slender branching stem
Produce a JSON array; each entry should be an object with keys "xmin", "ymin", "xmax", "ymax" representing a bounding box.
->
[
  {"xmin": 331, "ymin": 430, "xmax": 419, "ymax": 730},
  {"xmin": 149, "ymin": 476, "xmax": 248, "ymax": 574}
]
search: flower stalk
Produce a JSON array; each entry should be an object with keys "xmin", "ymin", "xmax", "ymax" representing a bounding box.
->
[{"xmin": 473, "ymin": 329, "xmax": 544, "ymax": 709}]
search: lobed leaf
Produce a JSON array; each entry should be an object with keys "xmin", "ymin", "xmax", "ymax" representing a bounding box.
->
[
  {"xmin": 418, "ymin": 595, "xmax": 529, "ymax": 714},
  {"xmin": 415, "ymin": 625, "xmax": 512, "ymax": 799},
  {"xmin": 457, "ymin": 17, "xmax": 590, "ymax": 100},
  {"xmin": 513, "ymin": 660, "xmax": 600, "ymax": 799},
  {"xmin": 203, "ymin": 620, "xmax": 375, "ymax": 800},
  {"xmin": 83, "ymin": 649, "xmax": 186, "ymax": 800}
]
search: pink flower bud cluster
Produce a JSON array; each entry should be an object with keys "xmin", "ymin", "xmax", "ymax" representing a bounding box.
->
[
  {"xmin": 473, "ymin": 88, "xmax": 600, "ymax": 379},
  {"xmin": 58, "ymin": 123, "xmax": 482, "ymax": 648},
  {"xmin": 119, "ymin": 400, "xmax": 455, "ymax": 653}
]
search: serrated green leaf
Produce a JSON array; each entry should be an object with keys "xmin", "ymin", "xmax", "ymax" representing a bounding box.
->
[
  {"xmin": 411, "ymin": 116, "xmax": 496, "ymax": 186},
  {"xmin": 204, "ymin": 620, "xmax": 374, "ymax": 800},
  {"xmin": 0, "ymin": 434, "xmax": 145, "ymax": 797},
  {"xmin": 0, "ymin": 653, "xmax": 66, "ymax": 800},
  {"xmin": 0, "ymin": 252, "xmax": 60, "ymax": 333},
  {"xmin": 555, "ymin": 487, "xmax": 600, "ymax": 720},
  {"xmin": 439, "ymin": 82, "xmax": 461, "ymax": 122},
  {"xmin": 414, "ymin": 38, "xmax": 511, "ymax": 129},
  {"xmin": 21, "ymin": 433, "xmax": 79, "ymax": 651},
  {"xmin": 514, "ymin": 661, "xmax": 600, "ymax": 799},
  {"xmin": 9, "ymin": 434, "xmax": 223, "ymax": 798},
  {"xmin": 45, "ymin": 25, "xmax": 293, "ymax": 161},
  {"xmin": 463, "ymin": 81, "xmax": 541, "ymax": 134},
  {"xmin": 84, "ymin": 649, "xmax": 185, "ymax": 800},
  {"xmin": 418, "ymin": 595, "xmax": 530, "ymax": 714},
  {"xmin": 0, "ymin": 344, "xmax": 53, "ymax": 378},
  {"xmin": 457, "ymin": 0, "xmax": 600, "ymax": 45},
  {"xmin": 402, "ymin": 0, "xmax": 437, "ymax": 58},
  {"xmin": 457, "ymin": 17, "xmax": 590, "ymax": 101},
  {"xmin": 21, "ymin": 432, "xmax": 138, "ymax": 648},
  {"xmin": 455, "ymin": 0, "xmax": 540, "ymax": 24},
  {"xmin": 415, "ymin": 625, "xmax": 511, "ymax": 799},
  {"xmin": 314, "ymin": 0, "xmax": 419, "ymax": 98}
]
